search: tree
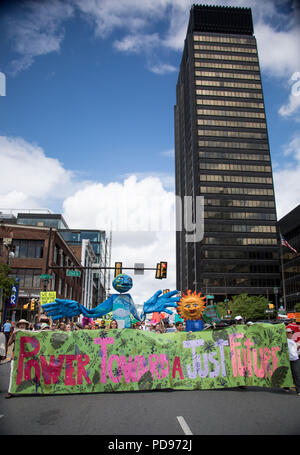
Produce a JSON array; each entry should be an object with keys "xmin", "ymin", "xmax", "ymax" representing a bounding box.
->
[
  {"xmin": 294, "ymin": 303, "xmax": 300, "ymax": 313},
  {"xmin": 0, "ymin": 264, "xmax": 16, "ymax": 301},
  {"xmin": 219, "ymin": 293, "xmax": 269, "ymax": 321}
]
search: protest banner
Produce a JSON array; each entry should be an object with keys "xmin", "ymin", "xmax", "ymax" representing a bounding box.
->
[{"xmin": 9, "ymin": 323, "xmax": 293, "ymax": 395}]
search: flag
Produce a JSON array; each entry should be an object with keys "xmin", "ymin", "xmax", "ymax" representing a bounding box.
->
[{"xmin": 281, "ymin": 235, "xmax": 298, "ymax": 254}]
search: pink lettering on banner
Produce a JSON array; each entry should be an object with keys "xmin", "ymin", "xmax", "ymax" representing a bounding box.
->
[
  {"xmin": 17, "ymin": 336, "xmax": 40, "ymax": 385},
  {"xmin": 40, "ymin": 355, "xmax": 65, "ymax": 385},
  {"xmin": 160, "ymin": 354, "xmax": 170, "ymax": 379},
  {"xmin": 119, "ymin": 356, "xmax": 139, "ymax": 383},
  {"xmin": 149, "ymin": 354, "xmax": 160, "ymax": 380},
  {"xmin": 24, "ymin": 359, "xmax": 40, "ymax": 382},
  {"xmin": 236, "ymin": 348, "xmax": 247, "ymax": 377},
  {"xmin": 272, "ymin": 347, "xmax": 280, "ymax": 373},
  {"xmin": 94, "ymin": 336, "xmax": 114, "ymax": 383},
  {"xmin": 253, "ymin": 348, "xmax": 264, "ymax": 378},
  {"xmin": 65, "ymin": 355, "xmax": 77, "ymax": 386},
  {"xmin": 107, "ymin": 355, "xmax": 122, "ymax": 383},
  {"xmin": 244, "ymin": 338, "xmax": 254, "ymax": 377},
  {"xmin": 229, "ymin": 333, "xmax": 244, "ymax": 378},
  {"xmin": 77, "ymin": 355, "xmax": 91, "ymax": 385},
  {"xmin": 172, "ymin": 356, "xmax": 184, "ymax": 380},
  {"xmin": 263, "ymin": 348, "xmax": 272, "ymax": 378},
  {"xmin": 136, "ymin": 356, "xmax": 148, "ymax": 381}
]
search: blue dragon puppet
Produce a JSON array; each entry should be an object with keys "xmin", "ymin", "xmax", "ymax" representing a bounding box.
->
[{"xmin": 42, "ymin": 274, "xmax": 180, "ymax": 328}]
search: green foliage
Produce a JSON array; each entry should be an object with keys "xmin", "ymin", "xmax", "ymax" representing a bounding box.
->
[
  {"xmin": 217, "ymin": 294, "xmax": 269, "ymax": 320},
  {"xmin": 0, "ymin": 264, "xmax": 17, "ymax": 300},
  {"xmin": 294, "ymin": 303, "xmax": 300, "ymax": 313}
]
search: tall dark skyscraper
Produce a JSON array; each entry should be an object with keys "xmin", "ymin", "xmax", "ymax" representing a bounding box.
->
[{"xmin": 175, "ymin": 5, "xmax": 280, "ymax": 302}]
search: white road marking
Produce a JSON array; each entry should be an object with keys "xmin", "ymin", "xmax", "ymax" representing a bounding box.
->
[
  {"xmin": 0, "ymin": 415, "xmax": 4, "ymax": 419},
  {"xmin": 177, "ymin": 416, "xmax": 193, "ymax": 435}
]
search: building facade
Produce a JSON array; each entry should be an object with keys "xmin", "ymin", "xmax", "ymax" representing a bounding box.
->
[
  {"xmin": 175, "ymin": 5, "xmax": 280, "ymax": 303},
  {"xmin": 59, "ymin": 229, "xmax": 110, "ymax": 303},
  {"xmin": 0, "ymin": 223, "xmax": 83, "ymax": 324},
  {"xmin": 278, "ymin": 205, "xmax": 300, "ymax": 312}
]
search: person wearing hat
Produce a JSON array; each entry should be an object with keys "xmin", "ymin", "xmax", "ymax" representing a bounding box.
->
[
  {"xmin": 286, "ymin": 328, "xmax": 300, "ymax": 395},
  {"xmin": 5, "ymin": 319, "xmax": 30, "ymax": 399},
  {"xmin": 234, "ymin": 315, "xmax": 243, "ymax": 325},
  {"xmin": 40, "ymin": 323, "xmax": 50, "ymax": 330}
]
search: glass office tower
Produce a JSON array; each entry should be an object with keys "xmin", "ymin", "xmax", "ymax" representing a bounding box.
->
[{"xmin": 175, "ymin": 5, "xmax": 280, "ymax": 303}]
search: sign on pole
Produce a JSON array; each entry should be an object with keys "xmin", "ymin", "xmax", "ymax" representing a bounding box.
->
[
  {"xmin": 66, "ymin": 270, "xmax": 81, "ymax": 277},
  {"xmin": 40, "ymin": 291, "xmax": 56, "ymax": 305},
  {"xmin": 134, "ymin": 263, "xmax": 144, "ymax": 275}
]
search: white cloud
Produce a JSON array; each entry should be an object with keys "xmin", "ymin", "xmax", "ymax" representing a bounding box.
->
[
  {"xmin": 113, "ymin": 33, "xmax": 160, "ymax": 54},
  {"xmin": 0, "ymin": 135, "xmax": 79, "ymax": 209},
  {"xmin": 254, "ymin": 21, "xmax": 300, "ymax": 78},
  {"xmin": 279, "ymin": 72, "xmax": 300, "ymax": 118},
  {"xmin": 149, "ymin": 62, "xmax": 177, "ymax": 75},
  {"xmin": 62, "ymin": 174, "xmax": 177, "ymax": 308},
  {"xmin": 273, "ymin": 134, "xmax": 300, "ymax": 219},
  {"xmin": 6, "ymin": 0, "xmax": 74, "ymax": 74}
]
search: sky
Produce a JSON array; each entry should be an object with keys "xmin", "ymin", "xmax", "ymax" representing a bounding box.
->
[{"xmin": 0, "ymin": 0, "xmax": 300, "ymax": 309}]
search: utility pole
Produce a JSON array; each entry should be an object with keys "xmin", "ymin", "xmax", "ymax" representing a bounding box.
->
[{"xmin": 279, "ymin": 229, "xmax": 287, "ymax": 311}]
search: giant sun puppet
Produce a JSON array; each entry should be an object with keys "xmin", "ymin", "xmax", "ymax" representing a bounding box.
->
[
  {"xmin": 42, "ymin": 274, "xmax": 180, "ymax": 328},
  {"xmin": 177, "ymin": 290, "xmax": 207, "ymax": 332}
]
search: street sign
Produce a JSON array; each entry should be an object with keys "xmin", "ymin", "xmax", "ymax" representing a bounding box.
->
[
  {"xmin": 134, "ymin": 263, "xmax": 144, "ymax": 275},
  {"xmin": 206, "ymin": 295, "xmax": 214, "ymax": 299},
  {"xmin": 66, "ymin": 270, "xmax": 81, "ymax": 277},
  {"xmin": 40, "ymin": 291, "xmax": 56, "ymax": 305},
  {"xmin": 40, "ymin": 274, "xmax": 52, "ymax": 280}
]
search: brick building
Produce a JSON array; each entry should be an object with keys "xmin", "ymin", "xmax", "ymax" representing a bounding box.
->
[{"xmin": 0, "ymin": 223, "xmax": 83, "ymax": 324}]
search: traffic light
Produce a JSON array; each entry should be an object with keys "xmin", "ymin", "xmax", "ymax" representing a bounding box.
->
[
  {"xmin": 160, "ymin": 262, "xmax": 167, "ymax": 279},
  {"xmin": 155, "ymin": 262, "xmax": 168, "ymax": 279},
  {"xmin": 23, "ymin": 302, "xmax": 29, "ymax": 309},
  {"xmin": 114, "ymin": 262, "xmax": 123, "ymax": 278},
  {"xmin": 155, "ymin": 263, "xmax": 161, "ymax": 279},
  {"xmin": 268, "ymin": 303, "xmax": 274, "ymax": 309},
  {"xmin": 30, "ymin": 298, "xmax": 35, "ymax": 310}
]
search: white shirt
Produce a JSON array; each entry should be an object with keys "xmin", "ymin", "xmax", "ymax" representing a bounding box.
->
[{"xmin": 287, "ymin": 338, "xmax": 299, "ymax": 361}]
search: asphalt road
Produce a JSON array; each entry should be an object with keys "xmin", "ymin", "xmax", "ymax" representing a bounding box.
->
[{"xmin": 1, "ymin": 361, "xmax": 300, "ymax": 436}]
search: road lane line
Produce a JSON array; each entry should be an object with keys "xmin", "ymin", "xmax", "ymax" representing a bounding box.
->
[{"xmin": 177, "ymin": 416, "xmax": 193, "ymax": 435}]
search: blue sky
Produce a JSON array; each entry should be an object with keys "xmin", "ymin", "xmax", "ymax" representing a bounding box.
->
[{"xmin": 0, "ymin": 0, "xmax": 300, "ymax": 304}]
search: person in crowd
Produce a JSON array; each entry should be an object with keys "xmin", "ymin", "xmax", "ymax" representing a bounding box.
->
[
  {"xmin": 175, "ymin": 321, "xmax": 184, "ymax": 332},
  {"xmin": 6, "ymin": 319, "xmax": 30, "ymax": 360},
  {"xmin": 234, "ymin": 315, "xmax": 244, "ymax": 325},
  {"xmin": 99, "ymin": 320, "xmax": 106, "ymax": 329},
  {"xmin": 2, "ymin": 320, "xmax": 12, "ymax": 358},
  {"xmin": 75, "ymin": 322, "xmax": 82, "ymax": 330},
  {"xmin": 5, "ymin": 319, "xmax": 30, "ymax": 399},
  {"xmin": 65, "ymin": 323, "xmax": 72, "ymax": 332},
  {"xmin": 107, "ymin": 319, "xmax": 118, "ymax": 329},
  {"xmin": 286, "ymin": 328, "xmax": 300, "ymax": 395},
  {"xmin": 155, "ymin": 328, "xmax": 162, "ymax": 334},
  {"xmin": 40, "ymin": 323, "xmax": 50, "ymax": 331},
  {"xmin": 58, "ymin": 322, "xmax": 67, "ymax": 331}
]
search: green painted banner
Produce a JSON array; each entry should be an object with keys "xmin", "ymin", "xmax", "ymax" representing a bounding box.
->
[{"xmin": 9, "ymin": 323, "xmax": 293, "ymax": 395}]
